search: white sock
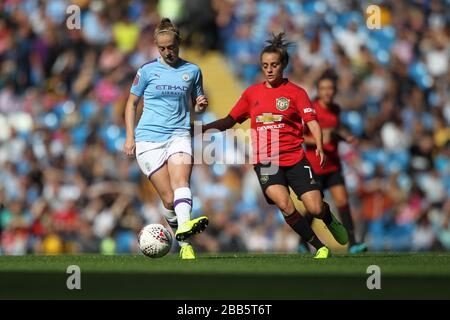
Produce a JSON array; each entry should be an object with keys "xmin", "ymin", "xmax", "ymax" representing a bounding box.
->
[
  {"xmin": 173, "ymin": 187, "xmax": 192, "ymax": 227},
  {"xmin": 162, "ymin": 209, "xmax": 189, "ymax": 247}
]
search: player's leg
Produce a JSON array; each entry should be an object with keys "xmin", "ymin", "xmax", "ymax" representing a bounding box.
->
[
  {"xmin": 135, "ymin": 141, "xmax": 191, "ymax": 257},
  {"xmin": 287, "ymin": 159, "xmax": 348, "ymax": 245},
  {"xmin": 148, "ymin": 164, "xmax": 174, "ymax": 210},
  {"xmin": 329, "ymin": 181, "xmax": 367, "ymax": 253},
  {"xmin": 298, "ymin": 173, "xmax": 326, "ymax": 252},
  {"xmin": 254, "ymin": 163, "xmax": 329, "ymax": 258},
  {"xmin": 298, "ymin": 212, "xmax": 314, "ymax": 253},
  {"xmin": 329, "ymin": 183, "xmax": 355, "ymax": 244},
  {"xmin": 300, "ymin": 190, "xmax": 348, "ymax": 245},
  {"xmin": 148, "ymin": 164, "xmax": 190, "ymax": 246},
  {"xmin": 136, "ymin": 140, "xmax": 176, "ymax": 213},
  {"xmin": 167, "ymin": 136, "xmax": 208, "ymax": 244}
]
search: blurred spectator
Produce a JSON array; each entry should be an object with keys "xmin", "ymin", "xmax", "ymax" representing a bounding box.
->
[{"xmin": 178, "ymin": 0, "xmax": 218, "ymax": 50}]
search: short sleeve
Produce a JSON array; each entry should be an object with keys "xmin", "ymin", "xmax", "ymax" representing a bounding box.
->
[
  {"xmin": 296, "ymin": 89, "xmax": 316, "ymax": 123},
  {"xmin": 229, "ymin": 89, "xmax": 251, "ymax": 124},
  {"xmin": 130, "ymin": 67, "xmax": 147, "ymax": 97}
]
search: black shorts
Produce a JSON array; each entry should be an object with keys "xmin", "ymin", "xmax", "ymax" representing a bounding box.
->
[
  {"xmin": 254, "ymin": 158, "xmax": 321, "ymax": 205},
  {"xmin": 316, "ymin": 170, "xmax": 346, "ymax": 190}
]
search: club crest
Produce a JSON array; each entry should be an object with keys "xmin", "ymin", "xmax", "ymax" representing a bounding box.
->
[
  {"xmin": 276, "ymin": 97, "xmax": 290, "ymax": 111},
  {"xmin": 182, "ymin": 73, "xmax": 190, "ymax": 81},
  {"xmin": 260, "ymin": 175, "xmax": 269, "ymax": 184}
]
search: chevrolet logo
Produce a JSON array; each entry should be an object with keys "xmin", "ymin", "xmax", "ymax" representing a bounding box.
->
[{"xmin": 256, "ymin": 113, "xmax": 283, "ymax": 124}]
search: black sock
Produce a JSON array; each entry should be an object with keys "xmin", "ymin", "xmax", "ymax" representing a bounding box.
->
[
  {"xmin": 318, "ymin": 202, "xmax": 333, "ymax": 225},
  {"xmin": 305, "ymin": 212, "xmax": 314, "ymax": 225},
  {"xmin": 338, "ymin": 205, "xmax": 356, "ymax": 245},
  {"xmin": 299, "ymin": 237, "xmax": 311, "ymax": 252},
  {"xmin": 308, "ymin": 235, "xmax": 324, "ymax": 250},
  {"xmin": 284, "ymin": 211, "xmax": 324, "ymax": 250}
]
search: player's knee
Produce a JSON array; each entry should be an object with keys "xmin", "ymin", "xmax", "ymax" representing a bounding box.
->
[
  {"xmin": 334, "ymin": 198, "xmax": 348, "ymax": 208},
  {"xmin": 306, "ymin": 202, "xmax": 323, "ymax": 216},
  {"xmin": 275, "ymin": 198, "xmax": 294, "ymax": 215}
]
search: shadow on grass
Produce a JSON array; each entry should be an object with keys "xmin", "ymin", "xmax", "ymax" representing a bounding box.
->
[{"xmin": 2, "ymin": 272, "xmax": 450, "ymax": 299}]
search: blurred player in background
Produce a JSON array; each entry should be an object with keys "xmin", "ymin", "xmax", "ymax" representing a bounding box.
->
[
  {"xmin": 202, "ymin": 33, "xmax": 348, "ymax": 258},
  {"xmin": 303, "ymin": 71, "xmax": 368, "ymax": 253},
  {"xmin": 123, "ymin": 18, "xmax": 209, "ymax": 259}
]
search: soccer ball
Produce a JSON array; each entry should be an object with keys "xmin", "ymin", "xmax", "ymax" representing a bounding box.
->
[{"xmin": 138, "ymin": 224, "xmax": 173, "ymax": 258}]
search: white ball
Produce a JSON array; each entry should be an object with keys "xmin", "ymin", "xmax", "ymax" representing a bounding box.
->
[{"xmin": 138, "ymin": 224, "xmax": 173, "ymax": 258}]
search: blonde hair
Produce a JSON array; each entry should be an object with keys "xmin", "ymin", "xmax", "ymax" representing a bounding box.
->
[{"xmin": 154, "ymin": 18, "xmax": 181, "ymax": 42}]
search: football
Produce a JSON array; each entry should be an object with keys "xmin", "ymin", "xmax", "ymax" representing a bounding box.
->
[{"xmin": 138, "ymin": 224, "xmax": 173, "ymax": 258}]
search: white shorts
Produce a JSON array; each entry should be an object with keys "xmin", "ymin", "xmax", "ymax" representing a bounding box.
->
[{"xmin": 135, "ymin": 135, "xmax": 192, "ymax": 178}]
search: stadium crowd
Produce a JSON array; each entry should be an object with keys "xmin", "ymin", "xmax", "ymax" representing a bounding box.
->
[{"xmin": 1, "ymin": 0, "xmax": 450, "ymax": 255}]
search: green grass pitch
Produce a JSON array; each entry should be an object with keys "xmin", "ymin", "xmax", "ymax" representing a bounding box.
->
[{"xmin": 1, "ymin": 253, "xmax": 450, "ymax": 299}]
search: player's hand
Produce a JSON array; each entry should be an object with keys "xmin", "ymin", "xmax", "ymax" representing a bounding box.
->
[
  {"xmin": 195, "ymin": 95, "xmax": 208, "ymax": 113},
  {"xmin": 123, "ymin": 136, "xmax": 135, "ymax": 156},
  {"xmin": 346, "ymin": 135, "xmax": 359, "ymax": 145},
  {"xmin": 316, "ymin": 148, "xmax": 326, "ymax": 168}
]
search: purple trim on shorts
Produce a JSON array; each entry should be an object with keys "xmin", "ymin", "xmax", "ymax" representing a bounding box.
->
[
  {"xmin": 147, "ymin": 161, "xmax": 167, "ymax": 180},
  {"xmin": 167, "ymin": 151, "xmax": 193, "ymax": 161},
  {"xmin": 174, "ymin": 198, "xmax": 192, "ymax": 208}
]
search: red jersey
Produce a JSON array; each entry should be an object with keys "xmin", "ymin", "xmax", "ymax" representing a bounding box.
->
[
  {"xmin": 305, "ymin": 100, "xmax": 341, "ymax": 175},
  {"xmin": 229, "ymin": 80, "xmax": 317, "ymax": 166}
]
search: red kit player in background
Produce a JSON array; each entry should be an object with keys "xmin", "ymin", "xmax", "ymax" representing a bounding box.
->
[
  {"xmin": 202, "ymin": 33, "xmax": 349, "ymax": 258},
  {"xmin": 304, "ymin": 71, "xmax": 367, "ymax": 254}
]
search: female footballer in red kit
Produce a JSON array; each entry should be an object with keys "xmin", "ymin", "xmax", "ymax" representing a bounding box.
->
[
  {"xmin": 303, "ymin": 71, "xmax": 367, "ymax": 253},
  {"xmin": 202, "ymin": 33, "xmax": 348, "ymax": 258}
]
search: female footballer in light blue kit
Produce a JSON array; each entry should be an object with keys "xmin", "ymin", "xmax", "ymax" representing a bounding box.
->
[{"xmin": 123, "ymin": 18, "xmax": 208, "ymax": 259}]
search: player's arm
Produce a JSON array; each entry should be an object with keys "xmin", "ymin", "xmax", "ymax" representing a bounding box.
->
[
  {"xmin": 303, "ymin": 128, "xmax": 332, "ymax": 145},
  {"xmin": 303, "ymin": 135, "xmax": 317, "ymax": 146},
  {"xmin": 306, "ymin": 120, "xmax": 326, "ymax": 167},
  {"xmin": 304, "ymin": 127, "xmax": 333, "ymax": 146},
  {"xmin": 302, "ymin": 125, "xmax": 317, "ymax": 146},
  {"xmin": 192, "ymin": 68, "xmax": 208, "ymax": 113},
  {"xmin": 333, "ymin": 124, "xmax": 358, "ymax": 144},
  {"xmin": 296, "ymin": 88, "xmax": 326, "ymax": 166},
  {"xmin": 202, "ymin": 115, "xmax": 237, "ymax": 132},
  {"xmin": 123, "ymin": 93, "xmax": 140, "ymax": 155},
  {"xmin": 202, "ymin": 89, "xmax": 249, "ymax": 132}
]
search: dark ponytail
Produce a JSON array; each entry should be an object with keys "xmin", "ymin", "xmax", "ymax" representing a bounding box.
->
[{"xmin": 260, "ymin": 32, "xmax": 292, "ymax": 67}]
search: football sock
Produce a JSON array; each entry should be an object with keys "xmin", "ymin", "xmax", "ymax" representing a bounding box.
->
[
  {"xmin": 338, "ymin": 204, "xmax": 356, "ymax": 245},
  {"xmin": 317, "ymin": 202, "xmax": 333, "ymax": 225},
  {"xmin": 299, "ymin": 213, "xmax": 314, "ymax": 252},
  {"xmin": 305, "ymin": 212, "xmax": 314, "ymax": 225},
  {"xmin": 173, "ymin": 187, "xmax": 192, "ymax": 226},
  {"xmin": 162, "ymin": 209, "xmax": 178, "ymax": 229},
  {"xmin": 163, "ymin": 209, "xmax": 189, "ymax": 247},
  {"xmin": 284, "ymin": 210, "xmax": 324, "ymax": 250}
]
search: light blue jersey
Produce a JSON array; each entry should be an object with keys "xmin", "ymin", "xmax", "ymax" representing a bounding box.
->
[{"xmin": 131, "ymin": 57, "xmax": 204, "ymax": 142}]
